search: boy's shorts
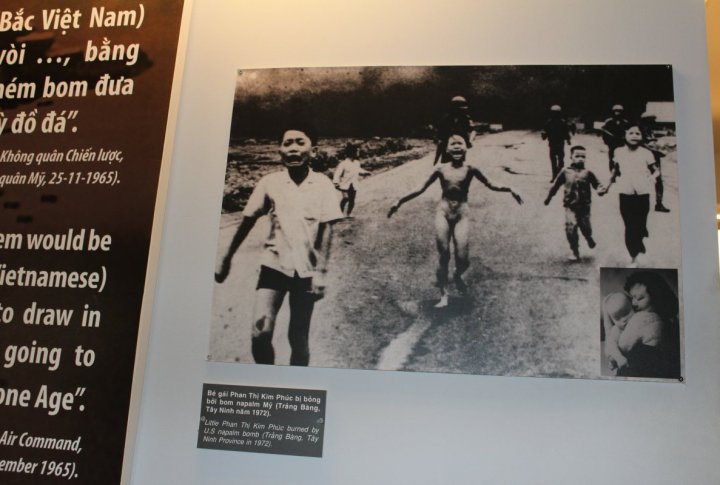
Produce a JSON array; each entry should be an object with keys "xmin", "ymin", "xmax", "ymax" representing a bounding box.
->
[{"xmin": 256, "ymin": 265, "xmax": 312, "ymax": 294}]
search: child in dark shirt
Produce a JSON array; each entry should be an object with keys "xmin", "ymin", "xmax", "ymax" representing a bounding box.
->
[{"xmin": 544, "ymin": 145, "xmax": 604, "ymax": 261}]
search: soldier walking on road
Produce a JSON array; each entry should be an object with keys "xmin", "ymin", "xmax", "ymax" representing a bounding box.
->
[
  {"xmin": 640, "ymin": 113, "xmax": 671, "ymax": 213},
  {"xmin": 433, "ymin": 96, "xmax": 476, "ymax": 165},
  {"xmin": 601, "ymin": 104, "xmax": 630, "ymax": 173},
  {"xmin": 541, "ymin": 104, "xmax": 572, "ymax": 181}
]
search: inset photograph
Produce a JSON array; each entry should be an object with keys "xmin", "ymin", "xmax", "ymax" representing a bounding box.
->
[{"xmin": 600, "ymin": 267, "xmax": 681, "ymax": 380}]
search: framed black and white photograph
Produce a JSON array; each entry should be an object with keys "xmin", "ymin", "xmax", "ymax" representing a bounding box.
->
[{"xmin": 208, "ymin": 65, "xmax": 682, "ymax": 381}]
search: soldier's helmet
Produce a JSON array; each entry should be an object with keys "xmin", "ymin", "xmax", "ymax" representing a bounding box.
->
[{"xmin": 451, "ymin": 96, "xmax": 468, "ymax": 108}]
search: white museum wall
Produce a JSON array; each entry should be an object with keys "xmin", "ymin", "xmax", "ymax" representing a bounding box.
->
[{"xmin": 131, "ymin": 1, "xmax": 720, "ymax": 484}]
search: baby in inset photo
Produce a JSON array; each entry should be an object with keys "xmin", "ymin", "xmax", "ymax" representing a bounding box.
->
[{"xmin": 602, "ymin": 292, "xmax": 634, "ymax": 371}]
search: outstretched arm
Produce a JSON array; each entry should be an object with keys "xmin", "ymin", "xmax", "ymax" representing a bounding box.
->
[
  {"xmin": 387, "ymin": 170, "xmax": 440, "ymax": 217},
  {"xmin": 544, "ymin": 172, "xmax": 564, "ymax": 205},
  {"xmin": 332, "ymin": 164, "xmax": 345, "ymax": 187},
  {"xmin": 588, "ymin": 171, "xmax": 607, "ymax": 197},
  {"xmin": 215, "ymin": 215, "xmax": 258, "ymax": 283},
  {"xmin": 647, "ymin": 157, "xmax": 661, "ymax": 181},
  {"xmin": 599, "ymin": 164, "xmax": 619, "ymax": 195},
  {"xmin": 471, "ymin": 167, "xmax": 523, "ymax": 205}
]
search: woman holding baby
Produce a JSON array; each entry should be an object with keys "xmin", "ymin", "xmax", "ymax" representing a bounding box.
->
[{"xmin": 603, "ymin": 271, "xmax": 680, "ymax": 379}]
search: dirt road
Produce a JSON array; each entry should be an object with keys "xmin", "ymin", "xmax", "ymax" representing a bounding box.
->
[{"xmin": 209, "ymin": 130, "xmax": 680, "ymax": 378}]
